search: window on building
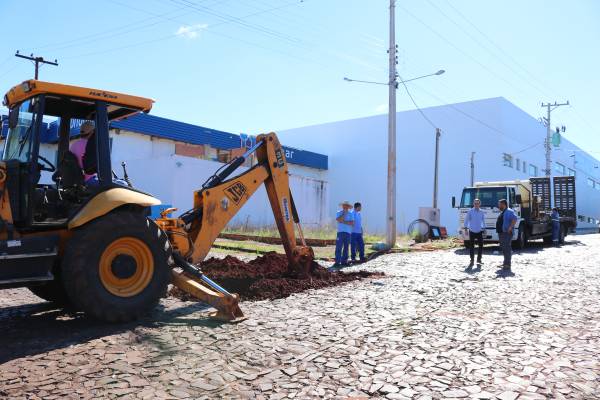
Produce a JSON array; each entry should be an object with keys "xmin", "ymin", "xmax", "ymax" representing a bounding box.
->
[
  {"xmin": 516, "ymin": 158, "xmax": 520, "ymax": 171},
  {"xmin": 555, "ymin": 162, "xmax": 566, "ymax": 175},
  {"xmin": 588, "ymin": 178, "xmax": 595, "ymax": 188},
  {"xmin": 522, "ymin": 161, "xmax": 527, "ymax": 174},
  {"xmin": 528, "ymin": 164, "xmax": 538, "ymax": 177},
  {"xmin": 503, "ymin": 153, "xmax": 513, "ymax": 168},
  {"xmin": 588, "ymin": 217, "xmax": 594, "ymax": 224},
  {"xmin": 578, "ymin": 215, "xmax": 586, "ymax": 222},
  {"xmin": 568, "ymin": 168, "xmax": 576, "ymax": 177}
]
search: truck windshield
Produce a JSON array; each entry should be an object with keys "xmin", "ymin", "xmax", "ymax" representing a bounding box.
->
[
  {"xmin": 2, "ymin": 99, "xmax": 37, "ymax": 163},
  {"xmin": 460, "ymin": 187, "xmax": 508, "ymax": 208}
]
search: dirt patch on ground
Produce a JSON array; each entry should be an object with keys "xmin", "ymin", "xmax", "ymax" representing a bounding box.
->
[{"xmin": 170, "ymin": 252, "xmax": 382, "ymax": 301}]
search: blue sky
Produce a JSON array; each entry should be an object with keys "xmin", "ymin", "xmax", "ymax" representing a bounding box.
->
[{"xmin": 1, "ymin": 0, "xmax": 599, "ymax": 153}]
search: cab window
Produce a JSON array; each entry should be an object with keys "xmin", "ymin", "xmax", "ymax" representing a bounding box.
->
[{"xmin": 2, "ymin": 98, "xmax": 38, "ymax": 163}]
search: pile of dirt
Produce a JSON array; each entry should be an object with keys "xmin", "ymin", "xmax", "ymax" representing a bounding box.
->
[{"xmin": 170, "ymin": 252, "xmax": 382, "ymax": 301}]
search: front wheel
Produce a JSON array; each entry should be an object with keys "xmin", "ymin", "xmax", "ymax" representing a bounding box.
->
[
  {"xmin": 513, "ymin": 226, "xmax": 527, "ymax": 250},
  {"xmin": 62, "ymin": 210, "xmax": 171, "ymax": 322}
]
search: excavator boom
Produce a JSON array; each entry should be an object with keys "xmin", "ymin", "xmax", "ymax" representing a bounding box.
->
[{"xmin": 155, "ymin": 132, "xmax": 314, "ymax": 321}]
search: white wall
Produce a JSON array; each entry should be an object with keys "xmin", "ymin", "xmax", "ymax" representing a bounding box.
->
[
  {"xmin": 108, "ymin": 131, "xmax": 329, "ymax": 229},
  {"xmin": 278, "ymin": 97, "xmax": 600, "ymax": 235}
]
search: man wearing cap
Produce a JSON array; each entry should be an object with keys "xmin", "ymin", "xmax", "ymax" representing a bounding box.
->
[
  {"xmin": 69, "ymin": 121, "xmax": 98, "ymax": 184},
  {"xmin": 334, "ymin": 201, "xmax": 354, "ymax": 267}
]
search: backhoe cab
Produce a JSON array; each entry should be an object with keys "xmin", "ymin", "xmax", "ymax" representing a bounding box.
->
[{"xmin": 0, "ymin": 79, "xmax": 313, "ymax": 322}]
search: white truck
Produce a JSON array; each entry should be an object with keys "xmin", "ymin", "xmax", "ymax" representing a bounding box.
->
[{"xmin": 452, "ymin": 176, "xmax": 577, "ymax": 248}]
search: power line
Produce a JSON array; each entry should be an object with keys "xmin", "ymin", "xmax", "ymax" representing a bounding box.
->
[
  {"xmin": 440, "ymin": 1, "xmax": 599, "ymax": 140},
  {"xmin": 397, "ymin": 74, "xmax": 437, "ymax": 129},
  {"xmin": 424, "ymin": 0, "xmax": 553, "ymax": 100},
  {"xmin": 397, "ymin": 4, "xmax": 533, "ymax": 100}
]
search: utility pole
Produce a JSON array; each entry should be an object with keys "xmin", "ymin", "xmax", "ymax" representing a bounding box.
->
[
  {"xmin": 15, "ymin": 51, "xmax": 58, "ymax": 80},
  {"xmin": 385, "ymin": 0, "xmax": 397, "ymax": 249},
  {"xmin": 433, "ymin": 128, "xmax": 441, "ymax": 209},
  {"xmin": 541, "ymin": 101, "xmax": 569, "ymax": 176},
  {"xmin": 470, "ymin": 152, "xmax": 475, "ymax": 186}
]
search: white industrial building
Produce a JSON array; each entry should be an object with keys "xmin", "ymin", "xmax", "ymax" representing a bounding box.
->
[
  {"xmin": 3, "ymin": 96, "xmax": 598, "ymax": 237},
  {"xmin": 279, "ymin": 97, "xmax": 600, "ymax": 235}
]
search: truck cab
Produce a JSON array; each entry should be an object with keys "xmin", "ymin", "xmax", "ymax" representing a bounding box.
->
[
  {"xmin": 456, "ymin": 183, "xmax": 525, "ymax": 244},
  {"xmin": 454, "ymin": 176, "xmax": 576, "ymax": 249}
]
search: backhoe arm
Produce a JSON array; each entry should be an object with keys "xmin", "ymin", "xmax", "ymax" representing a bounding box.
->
[{"xmin": 155, "ymin": 132, "xmax": 314, "ymax": 321}]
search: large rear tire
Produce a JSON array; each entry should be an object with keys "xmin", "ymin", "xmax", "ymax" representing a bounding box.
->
[
  {"xmin": 28, "ymin": 280, "xmax": 70, "ymax": 305},
  {"xmin": 62, "ymin": 210, "xmax": 171, "ymax": 322},
  {"xmin": 512, "ymin": 225, "xmax": 527, "ymax": 250}
]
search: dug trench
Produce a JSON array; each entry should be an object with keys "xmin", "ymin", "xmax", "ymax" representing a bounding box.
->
[{"xmin": 169, "ymin": 252, "xmax": 383, "ymax": 301}]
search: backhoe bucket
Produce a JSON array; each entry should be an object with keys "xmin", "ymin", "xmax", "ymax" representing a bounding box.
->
[
  {"xmin": 171, "ymin": 269, "xmax": 245, "ymax": 323},
  {"xmin": 289, "ymin": 246, "xmax": 315, "ymax": 278}
]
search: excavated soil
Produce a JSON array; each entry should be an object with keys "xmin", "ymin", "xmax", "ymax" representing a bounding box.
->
[{"xmin": 170, "ymin": 252, "xmax": 382, "ymax": 301}]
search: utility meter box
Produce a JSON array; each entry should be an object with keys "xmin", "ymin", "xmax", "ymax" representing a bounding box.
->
[{"xmin": 419, "ymin": 207, "xmax": 440, "ymax": 226}]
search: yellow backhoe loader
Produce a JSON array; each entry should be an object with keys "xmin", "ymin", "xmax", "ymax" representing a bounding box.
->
[{"xmin": 0, "ymin": 80, "xmax": 313, "ymax": 322}]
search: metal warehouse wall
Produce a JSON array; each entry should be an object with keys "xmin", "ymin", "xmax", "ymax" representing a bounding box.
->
[{"xmin": 279, "ymin": 97, "xmax": 600, "ymax": 235}]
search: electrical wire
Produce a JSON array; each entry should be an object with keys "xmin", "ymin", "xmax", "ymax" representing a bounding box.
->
[{"xmin": 397, "ymin": 74, "xmax": 437, "ymax": 129}]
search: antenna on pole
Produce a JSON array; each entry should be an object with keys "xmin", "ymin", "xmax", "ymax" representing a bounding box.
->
[{"xmin": 15, "ymin": 50, "xmax": 59, "ymax": 80}]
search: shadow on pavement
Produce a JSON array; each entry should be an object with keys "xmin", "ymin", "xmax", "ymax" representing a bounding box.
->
[
  {"xmin": 0, "ymin": 300, "xmax": 214, "ymax": 364},
  {"xmin": 453, "ymin": 238, "xmax": 585, "ymax": 256}
]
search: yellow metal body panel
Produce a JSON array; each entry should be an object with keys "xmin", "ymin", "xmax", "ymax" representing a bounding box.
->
[
  {"xmin": 4, "ymin": 80, "xmax": 154, "ymax": 114},
  {"xmin": 0, "ymin": 163, "xmax": 14, "ymax": 228},
  {"xmin": 68, "ymin": 188, "xmax": 160, "ymax": 229}
]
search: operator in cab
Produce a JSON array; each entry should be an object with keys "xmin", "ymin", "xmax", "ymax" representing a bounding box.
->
[
  {"xmin": 70, "ymin": 121, "xmax": 98, "ymax": 185},
  {"xmin": 496, "ymin": 199, "xmax": 517, "ymax": 272},
  {"xmin": 464, "ymin": 198, "xmax": 486, "ymax": 267}
]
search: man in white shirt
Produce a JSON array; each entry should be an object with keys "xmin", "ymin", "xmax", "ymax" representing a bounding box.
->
[{"xmin": 464, "ymin": 198, "xmax": 486, "ymax": 266}]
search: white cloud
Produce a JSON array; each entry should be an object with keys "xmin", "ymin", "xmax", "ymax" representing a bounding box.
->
[
  {"xmin": 375, "ymin": 103, "xmax": 388, "ymax": 113},
  {"xmin": 176, "ymin": 24, "xmax": 208, "ymax": 40}
]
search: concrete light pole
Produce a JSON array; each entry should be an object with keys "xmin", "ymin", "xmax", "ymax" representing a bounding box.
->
[
  {"xmin": 386, "ymin": 0, "xmax": 397, "ymax": 248},
  {"xmin": 432, "ymin": 128, "xmax": 441, "ymax": 209},
  {"xmin": 343, "ymin": 1, "xmax": 445, "ymax": 249},
  {"xmin": 470, "ymin": 152, "xmax": 475, "ymax": 186},
  {"xmin": 541, "ymin": 101, "xmax": 569, "ymax": 176}
]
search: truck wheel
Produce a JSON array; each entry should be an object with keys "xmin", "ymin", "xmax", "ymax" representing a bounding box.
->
[
  {"xmin": 28, "ymin": 280, "xmax": 70, "ymax": 305},
  {"xmin": 543, "ymin": 235, "xmax": 553, "ymax": 245},
  {"xmin": 513, "ymin": 226, "xmax": 527, "ymax": 250},
  {"xmin": 62, "ymin": 210, "xmax": 171, "ymax": 323}
]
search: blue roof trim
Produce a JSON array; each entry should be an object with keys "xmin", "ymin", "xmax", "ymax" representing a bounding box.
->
[
  {"xmin": 113, "ymin": 113, "xmax": 328, "ymax": 170},
  {"xmin": 111, "ymin": 114, "xmax": 241, "ymax": 150},
  {"xmin": 3, "ymin": 112, "xmax": 328, "ymax": 170}
]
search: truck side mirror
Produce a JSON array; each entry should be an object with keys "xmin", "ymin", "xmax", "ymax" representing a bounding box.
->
[
  {"xmin": 515, "ymin": 194, "xmax": 522, "ymax": 204},
  {"xmin": 452, "ymin": 196, "xmax": 456, "ymax": 208},
  {"xmin": 8, "ymin": 107, "xmax": 19, "ymax": 129}
]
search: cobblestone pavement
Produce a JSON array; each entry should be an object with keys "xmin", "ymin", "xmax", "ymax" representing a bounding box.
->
[{"xmin": 1, "ymin": 235, "xmax": 600, "ymax": 399}]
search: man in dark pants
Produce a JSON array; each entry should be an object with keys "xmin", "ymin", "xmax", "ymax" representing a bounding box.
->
[
  {"xmin": 464, "ymin": 198, "xmax": 486, "ymax": 266},
  {"xmin": 496, "ymin": 199, "xmax": 518, "ymax": 271}
]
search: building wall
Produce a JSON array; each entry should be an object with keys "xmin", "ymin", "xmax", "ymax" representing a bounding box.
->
[
  {"xmin": 278, "ymin": 97, "xmax": 600, "ymax": 235},
  {"xmin": 109, "ymin": 131, "xmax": 329, "ymax": 229}
]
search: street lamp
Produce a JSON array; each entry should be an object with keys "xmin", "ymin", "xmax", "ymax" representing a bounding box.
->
[
  {"xmin": 343, "ymin": 70, "xmax": 445, "ymax": 86},
  {"xmin": 344, "ymin": 68, "xmax": 445, "ymax": 248}
]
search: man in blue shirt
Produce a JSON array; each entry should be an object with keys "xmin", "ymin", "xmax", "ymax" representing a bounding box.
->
[
  {"xmin": 496, "ymin": 199, "xmax": 518, "ymax": 271},
  {"xmin": 334, "ymin": 201, "xmax": 354, "ymax": 267},
  {"xmin": 351, "ymin": 202, "xmax": 366, "ymax": 263},
  {"xmin": 464, "ymin": 198, "xmax": 486, "ymax": 266}
]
